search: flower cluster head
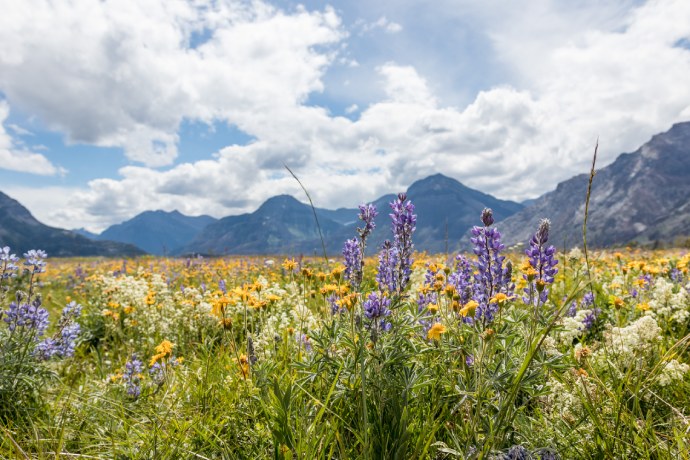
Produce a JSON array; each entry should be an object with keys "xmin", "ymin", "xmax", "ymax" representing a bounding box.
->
[
  {"xmin": 342, "ymin": 238, "xmax": 363, "ymax": 289},
  {"xmin": 523, "ymin": 219, "xmax": 559, "ymax": 305},
  {"xmin": 470, "ymin": 208, "xmax": 513, "ymax": 323},
  {"xmin": 357, "ymin": 203, "xmax": 378, "ymax": 241},
  {"xmin": 363, "ymin": 292, "xmax": 391, "ymax": 320},
  {"xmin": 376, "ymin": 240, "xmax": 399, "ymax": 292},
  {"xmin": 389, "ymin": 193, "xmax": 416, "ymax": 291},
  {"xmin": 3, "ymin": 297, "xmax": 49, "ymax": 336},
  {"xmin": 35, "ymin": 301, "xmax": 83, "ymax": 360},
  {"xmin": 448, "ymin": 255, "xmax": 474, "ymax": 307},
  {"xmin": 123, "ymin": 355, "xmax": 143, "ymax": 399},
  {"xmin": 1, "ymin": 246, "xmax": 20, "ymax": 279},
  {"xmin": 23, "ymin": 249, "xmax": 47, "ymax": 274}
]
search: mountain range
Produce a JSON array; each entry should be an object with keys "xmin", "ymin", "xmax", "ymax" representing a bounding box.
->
[
  {"xmin": 499, "ymin": 121, "xmax": 690, "ymax": 248},
  {"xmin": 0, "ymin": 191, "xmax": 143, "ymax": 257},
  {"xmin": 1, "ymin": 121, "xmax": 689, "ymax": 257},
  {"xmin": 181, "ymin": 174, "xmax": 524, "ymax": 256}
]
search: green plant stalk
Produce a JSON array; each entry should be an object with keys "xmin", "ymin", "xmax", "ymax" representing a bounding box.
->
[
  {"xmin": 482, "ymin": 288, "xmax": 580, "ymax": 455},
  {"xmin": 284, "ymin": 163, "xmax": 329, "ymax": 269},
  {"xmin": 582, "ymin": 140, "xmax": 598, "ymax": 307}
]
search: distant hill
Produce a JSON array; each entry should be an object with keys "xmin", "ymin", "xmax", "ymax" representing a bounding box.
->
[
  {"xmin": 0, "ymin": 191, "xmax": 144, "ymax": 257},
  {"xmin": 98, "ymin": 210, "xmax": 217, "ymax": 255},
  {"xmin": 183, "ymin": 174, "xmax": 524, "ymax": 256},
  {"xmin": 181, "ymin": 195, "xmax": 345, "ymax": 255},
  {"xmin": 73, "ymin": 228, "xmax": 99, "ymax": 239},
  {"xmin": 328, "ymin": 174, "xmax": 524, "ymax": 255},
  {"xmin": 499, "ymin": 121, "xmax": 690, "ymax": 248}
]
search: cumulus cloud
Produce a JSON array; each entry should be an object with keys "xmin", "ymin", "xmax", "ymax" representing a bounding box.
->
[
  {"xmin": 0, "ymin": 0, "xmax": 344, "ymax": 167},
  {"xmin": 0, "ymin": 101, "xmax": 65, "ymax": 176},
  {"xmin": 2, "ymin": 0, "xmax": 690, "ymax": 231}
]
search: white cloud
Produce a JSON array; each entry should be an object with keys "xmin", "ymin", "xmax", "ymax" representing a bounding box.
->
[
  {"xmin": 0, "ymin": 0, "xmax": 345, "ymax": 167},
  {"xmin": 2, "ymin": 0, "xmax": 690, "ymax": 231},
  {"xmin": 0, "ymin": 101, "xmax": 66, "ymax": 176},
  {"xmin": 356, "ymin": 16, "xmax": 403, "ymax": 35}
]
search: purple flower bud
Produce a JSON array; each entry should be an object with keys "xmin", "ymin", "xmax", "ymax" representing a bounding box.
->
[
  {"xmin": 481, "ymin": 208, "xmax": 494, "ymax": 227},
  {"xmin": 357, "ymin": 203, "xmax": 378, "ymax": 241}
]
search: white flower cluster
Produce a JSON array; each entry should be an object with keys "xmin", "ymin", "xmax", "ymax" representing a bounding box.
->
[
  {"xmin": 408, "ymin": 266, "xmax": 429, "ymax": 293},
  {"xmin": 597, "ymin": 316, "xmax": 662, "ymax": 369},
  {"xmin": 567, "ymin": 247, "xmax": 583, "ymax": 260},
  {"xmin": 647, "ymin": 278, "xmax": 689, "ymax": 325},
  {"xmin": 557, "ymin": 309, "xmax": 592, "ymax": 345},
  {"xmin": 96, "ymin": 272, "xmax": 213, "ymax": 345},
  {"xmin": 99, "ymin": 273, "xmax": 149, "ymax": 309},
  {"xmin": 544, "ymin": 376, "xmax": 599, "ymax": 423},
  {"xmin": 657, "ymin": 359, "xmax": 689, "ymax": 387}
]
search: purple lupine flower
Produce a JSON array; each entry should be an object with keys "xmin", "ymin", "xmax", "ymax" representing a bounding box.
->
[
  {"xmin": 465, "ymin": 354, "xmax": 475, "ymax": 367},
  {"xmin": 388, "ymin": 193, "xmax": 416, "ymax": 293},
  {"xmin": 149, "ymin": 362, "xmax": 166, "ymax": 386},
  {"xmin": 219, "ymin": 279, "xmax": 227, "ymax": 294},
  {"xmin": 481, "ymin": 208, "xmax": 494, "ymax": 227},
  {"xmin": 363, "ymin": 292, "xmax": 391, "ymax": 320},
  {"xmin": 297, "ymin": 333, "xmax": 312, "ymax": 352},
  {"xmin": 418, "ymin": 318, "xmax": 433, "ymax": 338},
  {"xmin": 357, "ymin": 203, "xmax": 378, "ymax": 241},
  {"xmin": 471, "ymin": 208, "xmax": 513, "ymax": 322},
  {"xmin": 23, "ymin": 249, "xmax": 47, "ymax": 274},
  {"xmin": 342, "ymin": 238, "xmax": 363, "ymax": 289},
  {"xmin": 567, "ymin": 301, "xmax": 577, "ymax": 317},
  {"xmin": 581, "ymin": 292, "xmax": 595, "ymax": 307},
  {"xmin": 1, "ymin": 246, "xmax": 20, "ymax": 279},
  {"xmin": 35, "ymin": 301, "xmax": 83, "ymax": 360},
  {"xmin": 3, "ymin": 298, "xmax": 49, "ymax": 336},
  {"xmin": 523, "ymin": 219, "xmax": 558, "ymax": 305},
  {"xmin": 376, "ymin": 240, "xmax": 399, "ymax": 293},
  {"xmin": 670, "ymin": 269, "xmax": 683, "ymax": 283},
  {"xmin": 448, "ymin": 255, "xmax": 474, "ymax": 305},
  {"xmin": 56, "ymin": 323, "xmax": 80, "ymax": 357},
  {"xmin": 328, "ymin": 294, "xmax": 342, "ymax": 315},
  {"xmin": 34, "ymin": 338, "xmax": 58, "ymax": 360},
  {"xmin": 582, "ymin": 308, "xmax": 601, "ymax": 330},
  {"xmin": 416, "ymin": 291, "xmax": 438, "ymax": 313},
  {"xmin": 124, "ymin": 355, "xmax": 143, "ymax": 398}
]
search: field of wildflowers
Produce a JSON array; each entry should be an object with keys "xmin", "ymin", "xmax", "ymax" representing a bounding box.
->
[{"xmin": 1, "ymin": 195, "xmax": 689, "ymax": 459}]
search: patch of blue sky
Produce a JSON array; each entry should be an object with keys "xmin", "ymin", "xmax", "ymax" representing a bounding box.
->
[
  {"xmin": 188, "ymin": 27, "xmax": 214, "ymax": 49},
  {"xmin": 176, "ymin": 118, "xmax": 255, "ymax": 163},
  {"xmin": 674, "ymin": 37, "xmax": 690, "ymax": 50},
  {"xmin": 1, "ymin": 106, "xmax": 125, "ymax": 186}
]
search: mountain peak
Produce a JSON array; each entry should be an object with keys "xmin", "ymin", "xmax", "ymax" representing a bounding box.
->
[
  {"xmin": 499, "ymin": 120, "xmax": 690, "ymax": 247},
  {"xmin": 409, "ymin": 173, "xmax": 466, "ymax": 193},
  {"xmin": 0, "ymin": 191, "xmax": 143, "ymax": 256}
]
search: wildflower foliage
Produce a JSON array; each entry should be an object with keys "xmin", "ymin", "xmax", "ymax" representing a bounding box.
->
[{"xmin": 0, "ymin": 201, "xmax": 689, "ymax": 458}]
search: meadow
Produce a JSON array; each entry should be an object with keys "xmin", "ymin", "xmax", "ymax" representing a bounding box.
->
[{"xmin": 1, "ymin": 196, "xmax": 689, "ymax": 459}]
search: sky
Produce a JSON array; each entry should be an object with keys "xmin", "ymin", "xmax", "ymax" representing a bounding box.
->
[{"xmin": 1, "ymin": 0, "xmax": 690, "ymax": 232}]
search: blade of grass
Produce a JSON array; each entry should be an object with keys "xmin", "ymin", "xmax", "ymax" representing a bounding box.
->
[{"xmin": 283, "ymin": 164, "xmax": 330, "ymax": 268}]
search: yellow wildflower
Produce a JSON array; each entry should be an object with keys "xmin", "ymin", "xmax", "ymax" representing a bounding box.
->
[
  {"xmin": 459, "ymin": 300, "xmax": 479, "ymax": 317},
  {"xmin": 150, "ymin": 339, "xmax": 174, "ymax": 366},
  {"xmin": 427, "ymin": 323, "xmax": 447, "ymax": 341},
  {"xmin": 610, "ymin": 296, "xmax": 624, "ymax": 309},
  {"xmin": 489, "ymin": 293, "xmax": 512, "ymax": 305},
  {"xmin": 282, "ymin": 258, "xmax": 297, "ymax": 271}
]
